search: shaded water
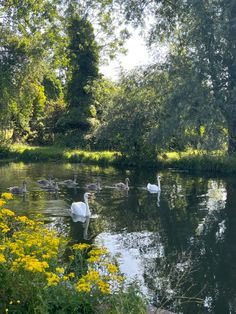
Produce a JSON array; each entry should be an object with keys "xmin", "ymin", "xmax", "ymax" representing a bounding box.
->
[{"xmin": 0, "ymin": 162, "xmax": 236, "ymax": 314}]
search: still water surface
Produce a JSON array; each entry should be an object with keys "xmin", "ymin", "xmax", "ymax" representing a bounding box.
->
[{"xmin": 0, "ymin": 162, "xmax": 236, "ymax": 314}]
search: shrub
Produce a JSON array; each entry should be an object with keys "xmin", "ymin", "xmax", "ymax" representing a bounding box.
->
[{"xmin": 0, "ymin": 193, "xmax": 146, "ymax": 314}]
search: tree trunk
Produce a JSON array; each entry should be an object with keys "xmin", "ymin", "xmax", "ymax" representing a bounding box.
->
[{"xmin": 227, "ymin": 117, "xmax": 236, "ymax": 154}]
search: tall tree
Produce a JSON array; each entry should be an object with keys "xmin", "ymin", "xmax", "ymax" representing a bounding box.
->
[
  {"xmin": 66, "ymin": 14, "xmax": 99, "ymax": 127},
  {"xmin": 119, "ymin": 0, "xmax": 236, "ymax": 153},
  {"xmin": 0, "ymin": 0, "xmax": 62, "ymax": 141}
]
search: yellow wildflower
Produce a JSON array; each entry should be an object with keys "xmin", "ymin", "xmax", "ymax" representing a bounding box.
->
[
  {"xmin": 68, "ymin": 272, "xmax": 75, "ymax": 278},
  {"xmin": 113, "ymin": 275, "xmax": 124, "ymax": 282},
  {"xmin": 46, "ymin": 272, "xmax": 60, "ymax": 286},
  {"xmin": 42, "ymin": 253, "xmax": 52, "ymax": 259},
  {"xmin": 75, "ymin": 281, "xmax": 91, "ymax": 293},
  {"xmin": 17, "ymin": 216, "xmax": 35, "ymax": 226},
  {"xmin": 106, "ymin": 263, "xmax": 118, "ymax": 274},
  {"xmin": 56, "ymin": 267, "xmax": 64, "ymax": 274},
  {"xmin": 0, "ymin": 254, "xmax": 6, "ymax": 263},
  {"xmin": 0, "ymin": 199, "xmax": 6, "ymax": 207},
  {"xmin": 87, "ymin": 255, "xmax": 100, "ymax": 263},
  {"xmin": 1, "ymin": 192, "xmax": 13, "ymax": 200},
  {"xmin": 72, "ymin": 243, "xmax": 91, "ymax": 250},
  {"xmin": 85, "ymin": 270, "xmax": 100, "ymax": 281},
  {"xmin": 11, "ymin": 256, "xmax": 49, "ymax": 273},
  {"xmin": 69, "ymin": 255, "xmax": 75, "ymax": 261},
  {"xmin": 0, "ymin": 222, "xmax": 10, "ymax": 233},
  {"xmin": 88, "ymin": 247, "xmax": 108, "ymax": 256},
  {"xmin": 97, "ymin": 280, "xmax": 110, "ymax": 294},
  {"xmin": 0, "ymin": 209, "xmax": 15, "ymax": 216}
]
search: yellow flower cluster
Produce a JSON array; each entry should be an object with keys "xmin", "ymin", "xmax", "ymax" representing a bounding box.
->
[
  {"xmin": 46, "ymin": 272, "xmax": 60, "ymax": 286},
  {"xmin": 105, "ymin": 263, "xmax": 118, "ymax": 274},
  {"xmin": 0, "ymin": 253, "xmax": 6, "ymax": 263},
  {"xmin": 11, "ymin": 255, "xmax": 49, "ymax": 273},
  {"xmin": 1, "ymin": 193, "xmax": 13, "ymax": 200},
  {"xmin": 87, "ymin": 255, "xmax": 100, "ymax": 263},
  {"xmin": 88, "ymin": 247, "xmax": 108, "ymax": 257},
  {"xmin": 75, "ymin": 269, "xmax": 111, "ymax": 294},
  {"xmin": 0, "ymin": 193, "xmax": 125, "ymax": 307},
  {"xmin": 1, "ymin": 209, "xmax": 15, "ymax": 217},
  {"xmin": 75, "ymin": 278, "xmax": 91, "ymax": 293},
  {"xmin": 16, "ymin": 216, "xmax": 35, "ymax": 228},
  {"xmin": 0, "ymin": 199, "xmax": 6, "ymax": 207},
  {"xmin": 72, "ymin": 243, "xmax": 91, "ymax": 250},
  {"xmin": 56, "ymin": 267, "xmax": 64, "ymax": 274},
  {"xmin": 0, "ymin": 193, "xmax": 13, "ymax": 209},
  {"xmin": 0, "ymin": 222, "xmax": 10, "ymax": 233},
  {"xmin": 97, "ymin": 280, "xmax": 110, "ymax": 294}
]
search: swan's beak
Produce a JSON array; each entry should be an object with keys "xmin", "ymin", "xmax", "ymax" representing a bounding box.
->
[{"xmin": 88, "ymin": 193, "xmax": 94, "ymax": 199}]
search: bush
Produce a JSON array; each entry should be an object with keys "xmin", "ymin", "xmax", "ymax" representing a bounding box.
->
[{"xmin": 0, "ymin": 193, "xmax": 146, "ymax": 314}]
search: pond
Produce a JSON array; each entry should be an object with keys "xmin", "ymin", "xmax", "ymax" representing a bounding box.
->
[{"xmin": 0, "ymin": 161, "xmax": 236, "ymax": 314}]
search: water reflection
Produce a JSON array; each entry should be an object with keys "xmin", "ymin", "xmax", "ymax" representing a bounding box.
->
[{"xmin": 0, "ymin": 162, "xmax": 236, "ymax": 313}]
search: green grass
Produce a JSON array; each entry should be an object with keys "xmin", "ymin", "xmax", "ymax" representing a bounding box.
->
[
  {"xmin": 0, "ymin": 144, "xmax": 123, "ymax": 166},
  {"xmin": 156, "ymin": 149, "xmax": 236, "ymax": 173},
  {"xmin": 1, "ymin": 144, "xmax": 236, "ymax": 173}
]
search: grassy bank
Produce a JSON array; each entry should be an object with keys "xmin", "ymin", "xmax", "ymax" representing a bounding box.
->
[
  {"xmin": 1, "ymin": 144, "xmax": 236, "ymax": 173},
  {"xmin": 0, "ymin": 193, "xmax": 146, "ymax": 314},
  {"xmin": 0, "ymin": 144, "xmax": 123, "ymax": 166},
  {"xmin": 157, "ymin": 150, "xmax": 236, "ymax": 174}
]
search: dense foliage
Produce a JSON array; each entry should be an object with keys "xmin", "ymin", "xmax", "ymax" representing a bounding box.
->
[{"xmin": 1, "ymin": 0, "xmax": 236, "ymax": 157}]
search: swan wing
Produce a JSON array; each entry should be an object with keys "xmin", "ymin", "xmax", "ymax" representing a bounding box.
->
[
  {"xmin": 86, "ymin": 183, "xmax": 96, "ymax": 189},
  {"xmin": 115, "ymin": 182, "xmax": 125, "ymax": 189},
  {"xmin": 147, "ymin": 183, "xmax": 159, "ymax": 191},
  {"xmin": 71, "ymin": 201, "xmax": 86, "ymax": 216}
]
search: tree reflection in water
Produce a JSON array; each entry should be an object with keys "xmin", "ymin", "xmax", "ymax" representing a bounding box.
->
[{"xmin": 0, "ymin": 163, "xmax": 236, "ymax": 313}]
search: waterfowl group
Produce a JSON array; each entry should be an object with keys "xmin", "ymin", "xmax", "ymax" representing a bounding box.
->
[{"xmin": 7, "ymin": 175, "xmax": 162, "ymax": 211}]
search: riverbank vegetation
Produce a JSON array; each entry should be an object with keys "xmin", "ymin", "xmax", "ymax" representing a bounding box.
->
[
  {"xmin": 2, "ymin": 144, "xmax": 236, "ymax": 174},
  {"xmin": 1, "ymin": 1, "xmax": 236, "ymax": 166},
  {"xmin": 0, "ymin": 193, "xmax": 146, "ymax": 313}
]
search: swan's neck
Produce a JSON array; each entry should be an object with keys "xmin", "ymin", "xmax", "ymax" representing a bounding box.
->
[
  {"xmin": 157, "ymin": 177, "xmax": 161, "ymax": 188},
  {"xmin": 85, "ymin": 198, "xmax": 90, "ymax": 215},
  {"xmin": 126, "ymin": 181, "xmax": 129, "ymax": 188},
  {"xmin": 23, "ymin": 184, "xmax": 27, "ymax": 192},
  {"xmin": 83, "ymin": 218, "xmax": 90, "ymax": 239}
]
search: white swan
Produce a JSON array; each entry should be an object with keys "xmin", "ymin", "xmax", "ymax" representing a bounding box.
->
[
  {"xmin": 8, "ymin": 181, "xmax": 27, "ymax": 194},
  {"xmin": 114, "ymin": 178, "xmax": 130, "ymax": 190},
  {"xmin": 70, "ymin": 192, "xmax": 92, "ymax": 217},
  {"xmin": 147, "ymin": 175, "xmax": 161, "ymax": 193},
  {"xmin": 86, "ymin": 178, "xmax": 101, "ymax": 190},
  {"xmin": 60, "ymin": 174, "xmax": 78, "ymax": 187}
]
